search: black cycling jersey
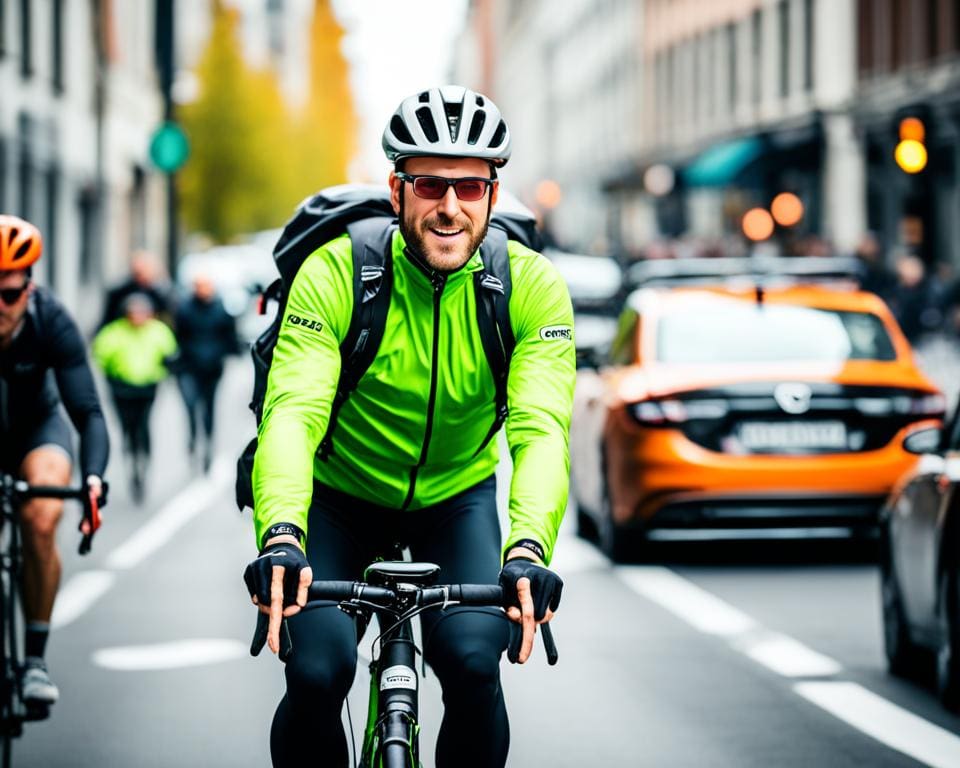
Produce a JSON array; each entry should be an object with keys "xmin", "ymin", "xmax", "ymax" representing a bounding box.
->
[{"xmin": 0, "ymin": 286, "xmax": 109, "ymax": 478}]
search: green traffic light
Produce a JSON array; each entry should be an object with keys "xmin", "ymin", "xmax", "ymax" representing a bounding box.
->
[{"xmin": 149, "ymin": 121, "xmax": 190, "ymax": 173}]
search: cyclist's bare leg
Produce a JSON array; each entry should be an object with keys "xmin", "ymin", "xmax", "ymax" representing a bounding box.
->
[{"xmin": 18, "ymin": 446, "xmax": 69, "ymax": 623}]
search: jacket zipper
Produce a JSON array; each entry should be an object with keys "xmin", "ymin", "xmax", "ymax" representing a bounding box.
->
[{"xmin": 402, "ymin": 272, "xmax": 446, "ymax": 509}]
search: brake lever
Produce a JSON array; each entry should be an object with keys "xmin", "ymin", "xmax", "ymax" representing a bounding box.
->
[
  {"xmin": 506, "ymin": 621, "xmax": 559, "ymax": 665},
  {"xmin": 250, "ymin": 612, "xmax": 295, "ymax": 660},
  {"xmin": 77, "ymin": 487, "xmax": 103, "ymax": 556},
  {"xmin": 541, "ymin": 622, "xmax": 558, "ymax": 666},
  {"xmin": 250, "ymin": 612, "xmax": 269, "ymax": 656}
]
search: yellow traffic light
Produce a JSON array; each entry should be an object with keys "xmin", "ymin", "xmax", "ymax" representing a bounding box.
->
[{"xmin": 895, "ymin": 139, "xmax": 928, "ymax": 174}]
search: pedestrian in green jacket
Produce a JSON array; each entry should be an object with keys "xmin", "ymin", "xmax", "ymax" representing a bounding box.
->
[{"xmin": 92, "ymin": 293, "xmax": 177, "ymax": 502}]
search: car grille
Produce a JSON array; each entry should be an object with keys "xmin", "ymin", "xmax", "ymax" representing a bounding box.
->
[{"xmin": 649, "ymin": 383, "xmax": 943, "ymax": 455}]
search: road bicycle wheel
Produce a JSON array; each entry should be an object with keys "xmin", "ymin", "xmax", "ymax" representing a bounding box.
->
[{"xmin": 0, "ymin": 564, "xmax": 15, "ymax": 768}]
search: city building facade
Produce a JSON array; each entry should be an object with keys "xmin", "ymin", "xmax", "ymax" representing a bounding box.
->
[
  {"xmin": 0, "ymin": 0, "xmax": 167, "ymax": 328},
  {"xmin": 460, "ymin": 0, "xmax": 960, "ymax": 271}
]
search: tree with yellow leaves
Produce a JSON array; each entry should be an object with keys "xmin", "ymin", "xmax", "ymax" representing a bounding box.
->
[
  {"xmin": 296, "ymin": 0, "xmax": 357, "ymax": 191},
  {"xmin": 179, "ymin": 0, "xmax": 357, "ymax": 243}
]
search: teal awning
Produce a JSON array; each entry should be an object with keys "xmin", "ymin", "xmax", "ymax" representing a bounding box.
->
[{"xmin": 683, "ymin": 137, "xmax": 764, "ymax": 187}]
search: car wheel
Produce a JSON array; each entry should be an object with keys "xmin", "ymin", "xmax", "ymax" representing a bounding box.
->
[
  {"xmin": 937, "ymin": 568, "xmax": 960, "ymax": 712},
  {"xmin": 575, "ymin": 501, "xmax": 598, "ymax": 542},
  {"xmin": 881, "ymin": 544, "xmax": 924, "ymax": 678},
  {"xmin": 599, "ymin": 485, "xmax": 639, "ymax": 563}
]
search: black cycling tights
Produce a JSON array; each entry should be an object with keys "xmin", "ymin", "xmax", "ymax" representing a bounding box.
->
[{"xmin": 269, "ymin": 475, "xmax": 511, "ymax": 768}]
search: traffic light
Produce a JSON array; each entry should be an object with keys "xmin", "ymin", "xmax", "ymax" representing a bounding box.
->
[{"xmin": 895, "ymin": 116, "xmax": 928, "ymax": 174}]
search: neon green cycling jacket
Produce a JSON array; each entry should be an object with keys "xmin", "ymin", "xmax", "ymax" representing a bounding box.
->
[{"xmin": 252, "ymin": 229, "xmax": 575, "ymax": 564}]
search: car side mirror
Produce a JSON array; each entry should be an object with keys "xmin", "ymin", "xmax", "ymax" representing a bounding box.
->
[{"xmin": 903, "ymin": 427, "xmax": 942, "ymax": 455}]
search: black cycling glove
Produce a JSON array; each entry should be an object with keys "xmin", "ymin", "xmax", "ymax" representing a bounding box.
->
[
  {"xmin": 243, "ymin": 542, "xmax": 309, "ymax": 608},
  {"xmin": 498, "ymin": 558, "xmax": 563, "ymax": 621}
]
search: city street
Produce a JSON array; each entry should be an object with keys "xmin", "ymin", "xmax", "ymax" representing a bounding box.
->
[{"xmin": 11, "ymin": 349, "xmax": 960, "ymax": 767}]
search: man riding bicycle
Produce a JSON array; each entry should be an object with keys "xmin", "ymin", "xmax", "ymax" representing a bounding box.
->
[
  {"xmin": 0, "ymin": 215, "xmax": 108, "ymax": 709},
  {"xmin": 244, "ymin": 86, "xmax": 574, "ymax": 767}
]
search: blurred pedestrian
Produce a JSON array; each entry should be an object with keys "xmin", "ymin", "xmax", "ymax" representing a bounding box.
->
[
  {"xmin": 889, "ymin": 253, "xmax": 943, "ymax": 344},
  {"xmin": 173, "ymin": 273, "xmax": 240, "ymax": 472},
  {"xmin": 92, "ymin": 293, "xmax": 177, "ymax": 503},
  {"xmin": 99, "ymin": 250, "xmax": 171, "ymax": 329},
  {"xmin": 852, "ymin": 232, "xmax": 895, "ymax": 300}
]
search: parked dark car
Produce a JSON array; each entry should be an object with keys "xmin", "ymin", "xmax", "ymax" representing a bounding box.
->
[{"xmin": 880, "ymin": 405, "xmax": 960, "ymax": 711}]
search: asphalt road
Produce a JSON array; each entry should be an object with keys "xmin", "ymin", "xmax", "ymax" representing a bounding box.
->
[{"xmin": 13, "ymin": 345, "xmax": 960, "ymax": 767}]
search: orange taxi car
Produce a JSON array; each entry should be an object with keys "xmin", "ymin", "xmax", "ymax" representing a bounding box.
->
[{"xmin": 571, "ymin": 278, "xmax": 945, "ymax": 560}]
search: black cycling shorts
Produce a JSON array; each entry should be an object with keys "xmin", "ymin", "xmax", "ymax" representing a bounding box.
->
[{"xmin": 0, "ymin": 409, "xmax": 75, "ymax": 474}]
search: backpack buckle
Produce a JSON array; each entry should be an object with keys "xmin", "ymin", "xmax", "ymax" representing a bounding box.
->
[{"xmin": 479, "ymin": 273, "xmax": 504, "ymax": 294}]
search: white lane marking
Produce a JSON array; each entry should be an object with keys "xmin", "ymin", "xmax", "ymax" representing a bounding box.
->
[
  {"xmin": 51, "ymin": 570, "xmax": 117, "ymax": 629},
  {"xmin": 616, "ymin": 566, "xmax": 757, "ymax": 637},
  {"xmin": 105, "ymin": 457, "xmax": 232, "ymax": 570},
  {"xmin": 92, "ymin": 638, "xmax": 247, "ymax": 671},
  {"xmin": 796, "ymin": 682, "xmax": 960, "ymax": 768},
  {"xmin": 736, "ymin": 631, "xmax": 843, "ymax": 678}
]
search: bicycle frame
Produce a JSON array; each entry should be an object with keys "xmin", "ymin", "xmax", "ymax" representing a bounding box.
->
[{"xmin": 359, "ymin": 613, "xmax": 421, "ymax": 768}]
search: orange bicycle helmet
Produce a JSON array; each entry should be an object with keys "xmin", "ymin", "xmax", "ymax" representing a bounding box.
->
[{"xmin": 0, "ymin": 215, "xmax": 42, "ymax": 271}]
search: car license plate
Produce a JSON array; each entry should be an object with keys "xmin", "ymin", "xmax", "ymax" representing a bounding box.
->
[{"xmin": 737, "ymin": 421, "xmax": 848, "ymax": 451}]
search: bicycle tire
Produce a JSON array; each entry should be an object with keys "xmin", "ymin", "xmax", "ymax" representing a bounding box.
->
[{"xmin": 0, "ymin": 555, "xmax": 15, "ymax": 768}]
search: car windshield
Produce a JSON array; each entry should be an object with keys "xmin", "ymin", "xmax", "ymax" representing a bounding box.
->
[{"xmin": 657, "ymin": 304, "xmax": 897, "ymax": 363}]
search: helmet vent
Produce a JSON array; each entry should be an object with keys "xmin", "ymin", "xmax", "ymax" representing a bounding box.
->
[
  {"xmin": 14, "ymin": 240, "xmax": 32, "ymax": 262},
  {"xmin": 476, "ymin": 95, "xmax": 485, "ymax": 106},
  {"xmin": 390, "ymin": 115, "xmax": 415, "ymax": 145},
  {"xmin": 466, "ymin": 111, "xmax": 486, "ymax": 145},
  {"xmin": 444, "ymin": 102, "xmax": 463, "ymax": 142},
  {"xmin": 490, "ymin": 120, "xmax": 507, "ymax": 148},
  {"xmin": 8, "ymin": 228, "xmax": 18, "ymax": 243},
  {"xmin": 415, "ymin": 107, "xmax": 439, "ymax": 142},
  {"xmin": 418, "ymin": 91, "xmax": 430, "ymax": 103}
]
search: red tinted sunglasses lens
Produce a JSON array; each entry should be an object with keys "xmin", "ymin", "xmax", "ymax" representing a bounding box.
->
[
  {"xmin": 452, "ymin": 180, "xmax": 487, "ymax": 201},
  {"xmin": 412, "ymin": 177, "xmax": 447, "ymax": 199},
  {"xmin": 0, "ymin": 286, "xmax": 26, "ymax": 304}
]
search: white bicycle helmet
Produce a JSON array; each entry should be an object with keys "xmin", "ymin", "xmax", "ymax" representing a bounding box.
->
[{"xmin": 382, "ymin": 85, "xmax": 511, "ymax": 168}]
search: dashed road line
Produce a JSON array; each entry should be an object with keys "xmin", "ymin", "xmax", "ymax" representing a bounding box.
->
[
  {"xmin": 106, "ymin": 457, "xmax": 231, "ymax": 570},
  {"xmin": 796, "ymin": 681, "xmax": 960, "ymax": 768},
  {"xmin": 52, "ymin": 457, "xmax": 232, "ymax": 629},
  {"xmin": 51, "ymin": 570, "xmax": 116, "ymax": 629},
  {"xmin": 616, "ymin": 564, "xmax": 960, "ymax": 767}
]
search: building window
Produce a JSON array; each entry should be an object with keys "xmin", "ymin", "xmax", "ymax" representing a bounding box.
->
[
  {"xmin": 0, "ymin": 0, "xmax": 7, "ymax": 58},
  {"xmin": 18, "ymin": 0, "xmax": 30, "ymax": 78},
  {"xmin": 17, "ymin": 113, "xmax": 33, "ymax": 220},
  {"xmin": 44, "ymin": 165, "xmax": 59, "ymax": 289},
  {"xmin": 752, "ymin": 9, "xmax": 762, "ymax": 106},
  {"xmin": 804, "ymin": 0, "xmax": 815, "ymax": 89},
  {"xmin": 52, "ymin": 0, "xmax": 63, "ymax": 93},
  {"xmin": 779, "ymin": 0, "xmax": 790, "ymax": 98},
  {"xmin": 78, "ymin": 187, "xmax": 97, "ymax": 283},
  {"xmin": 728, "ymin": 21, "xmax": 738, "ymax": 113}
]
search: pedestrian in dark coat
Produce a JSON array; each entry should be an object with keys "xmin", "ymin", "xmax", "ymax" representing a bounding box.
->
[{"xmin": 173, "ymin": 274, "xmax": 240, "ymax": 471}]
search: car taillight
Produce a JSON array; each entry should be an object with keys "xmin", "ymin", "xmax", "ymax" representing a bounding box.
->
[
  {"xmin": 628, "ymin": 399, "xmax": 728, "ymax": 426},
  {"xmin": 891, "ymin": 393, "xmax": 947, "ymax": 416}
]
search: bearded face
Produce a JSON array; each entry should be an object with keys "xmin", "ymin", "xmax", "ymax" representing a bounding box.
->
[{"xmin": 390, "ymin": 156, "xmax": 498, "ymax": 273}]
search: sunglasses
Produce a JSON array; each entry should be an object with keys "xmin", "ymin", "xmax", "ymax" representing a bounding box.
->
[
  {"xmin": 0, "ymin": 283, "xmax": 28, "ymax": 305},
  {"xmin": 396, "ymin": 173, "xmax": 494, "ymax": 202}
]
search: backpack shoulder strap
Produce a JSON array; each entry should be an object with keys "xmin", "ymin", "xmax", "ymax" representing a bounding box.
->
[
  {"xmin": 473, "ymin": 226, "xmax": 515, "ymax": 455},
  {"xmin": 318, "ymin": 216, "xmax": 394, "ymax": 460}
]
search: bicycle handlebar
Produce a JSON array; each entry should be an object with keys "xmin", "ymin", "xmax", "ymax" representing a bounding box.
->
[
  {"xmin": 251, "ymin": 580, "xmax": 559, "ymax": 665},
  {"xmin": 6, "ymin": 478, "xmax": 106, "ymax": 556}
]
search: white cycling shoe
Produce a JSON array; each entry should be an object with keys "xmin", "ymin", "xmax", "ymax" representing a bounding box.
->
[{"xmin": 21, "ymin": 657, "xmax": 59, "ymax": 706}]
